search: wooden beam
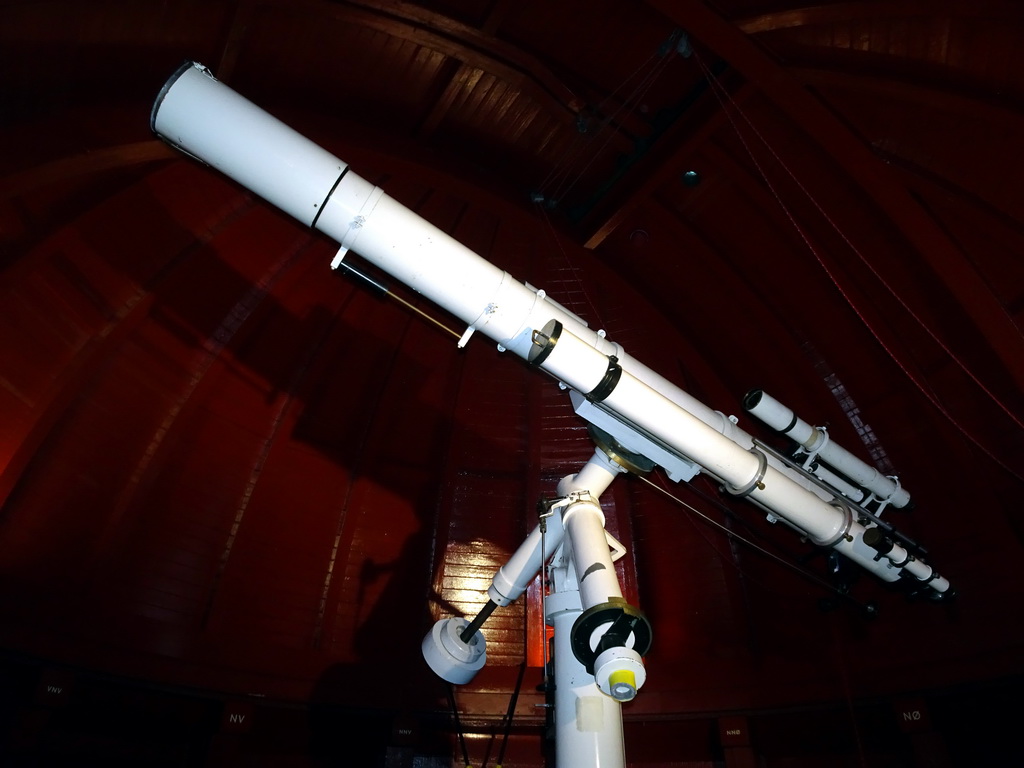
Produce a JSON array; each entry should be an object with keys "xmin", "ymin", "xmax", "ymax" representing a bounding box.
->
[
  {"xmin": 582, "ymin": 82, "xmax": 755, "ymax": 249},
  {"xmin": 287, "ymin": 0, "xmax": 585, "ymax": 114},
  {"xmin": 481, "ymin": 0, "xmax": 515, "ymax": 35},
  {"xmin": 643, "ymin": 0, "xmax": 1024, "ymax": 395},
  {"xmin": 792, "ymin": 65, "xmax": 1024, "ymax": 132},
  {"xmin": 0, "ymin": 141, "xmax": 175, "ymax": 201},
  {"xmin": 416, "ymin": 60, "xmax": 477, "ymax": 139},
  {"xmin": 216, "ymin": 0, "xmax": 258, "ymax": 83},
  {"xmin": 733, "ymin": 0, "xmax": 1024, "ymax": 34}
]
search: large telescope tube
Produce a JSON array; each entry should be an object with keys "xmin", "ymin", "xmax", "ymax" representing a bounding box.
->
[
  {"xmin": 151, "ymin": 64, "xmax": 812, "ymax": 470},
  {"xmin": 152, "ymin": 63, "xmax": 949, "ymax": 596},
  {"xmin": 152, "ymin": 64, "xmax": 859, "ymax": 542},
  {"xmin": 530, "ymin": 322, "xmax": 950, "ymax": 594}
]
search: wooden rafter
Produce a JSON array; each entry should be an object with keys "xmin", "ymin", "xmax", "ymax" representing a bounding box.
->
[
  {"xmin": 733, "ymin": 0, "xmax": 1024, "ymax": 34},
  {"xmin": 0, "ymin": 141, "xmax": 175, "ymax": 201},
  {"xmin": 643, "ymin": 0, "xmax": 1024, "ymax": 394}
]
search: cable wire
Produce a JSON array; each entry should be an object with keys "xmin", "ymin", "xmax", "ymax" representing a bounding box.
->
[
  {"xmin": 692, "ymin": 51, "xmax": 1024, "ymax": 482},
  {"xmin": 636, "ymin": 473, "xmax": 868, "ymax": 606},
  {"xmin": 447, "ymin": 683, "xmax": 472, "ymax": 768},
  {"xmin": 693, "ymin": 51, "xmax": 1024, "ymax": 430},
  {"xmin": 543, "ymin": 51, "xmax": 677, "ymax": 204},
  {"xmin": 494, "ymin": 661, "xmax": 527, "ymax": 768},
  {"xmin": 534, "ymin": 50, "xmax": 662, "ymax": 196}
]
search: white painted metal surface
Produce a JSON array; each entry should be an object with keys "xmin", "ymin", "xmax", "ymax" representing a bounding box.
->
[
  {"xmin": 562, "ymin": 496, "xmax": 623, "ymax": 609},
  {"xmin": 529, "ymin": 321, "xmax": 948, "ymax": 593},
  {"xmin": 745, "ymin": 389, "xmax": 911, "ymax": 508},
  {"xmin": 152, "ymin": 61, "xmax": 955, "ymax": 766},
  {"xmin": 421, "ymin": 616, "xmax": 486, "ymax": 684},
  {"xmin": 151, "ymin": 65, "xmax": 951, "ymax": 660},
  {"xmin": 547, "ymin": 586, "xmax": 626, "ymax": 768},
  {"xmin": 152, "ymin": 62, "xmax": 348, "ymax": 227}
]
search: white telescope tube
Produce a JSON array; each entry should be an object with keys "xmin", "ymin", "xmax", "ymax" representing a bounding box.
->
[
  {"xmin": 531, "ymin": 323, "xmax": 843, "ymax": 541},
  {"xmin": 744, "ymin": 389, "xmax": 911, "ymax": 508},
  {"xmin": 810, "ymin": 462, "xmax": 866, "ymax": 503},
  {"xmin": 152, "ymin": 62, "xmax": 348, "ymax": 227},
  {"xmin": 153, "ymin": 62, "xmax": 578, "ymax": 354},
  {"xmin": 861, "ymin": 526, "xmax": 950, "ymax": 592},
  {"xmin": 152, "ymin": 63, "xmax": 948, "ymax": 595},
  {"xmin": 530, "ymin": 321, "xmax": 949, "ymax": 594},
  {"xmin": 150, "ymin": 66, "xmax": 808, "ymax": 458}
]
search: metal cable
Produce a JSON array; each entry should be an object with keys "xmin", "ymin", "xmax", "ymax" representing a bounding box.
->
[
  {"xmin": 447, "ymin": 683, "xmax": 472, "ymax": 768},
  {"xmin": 636, "ymin": 474, "xmax": 867, "ymax": 606},
  {"xmin": 539, "ymin": 512, "xmax": 550, "ymax": 686},
  {"xmin": 692, "ymin": 51, "xmax": 1024, "ymax": 482},
  {"xmin": 494, "ymin": 662, "xmax": 527, "ymax": 768}
]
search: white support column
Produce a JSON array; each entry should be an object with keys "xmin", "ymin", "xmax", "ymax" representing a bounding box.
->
[
  {"xmin": 547, "ymin": 574, "xmax": 627, "ymax": 768},
  {"xmin": 562, "ymin": 497, "xmax": 623, "ymax": 610}
]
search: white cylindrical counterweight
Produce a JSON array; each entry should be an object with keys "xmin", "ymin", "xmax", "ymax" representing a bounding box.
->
[{"xmin": 422, "ymin": 616, "xmax": 486, "ymax": 684}]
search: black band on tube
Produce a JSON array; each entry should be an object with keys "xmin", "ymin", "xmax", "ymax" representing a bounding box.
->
[
  {"xmin": 311, "ymin": 166, "xmax": 350, "ymax": 230},
  {"xmin": 587, "ymin": 355, "xmax": 621, "ymax": 402},
  {"xmin": 781, "ymin": 411, "xmax": 799, "ymax": 435}
]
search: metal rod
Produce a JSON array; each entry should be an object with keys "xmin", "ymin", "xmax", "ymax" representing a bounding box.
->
[
  {"xmin": 539, "ymin": 512, "xmax": 550, "ymax": 686},
  {"xmin": 447, "ymin": 683, "xmax": 472, "ymax": 768},
  {"xmin": 387, "ymin": 290, "xmax": 462, "ymax": 340},
  {"xmin": 336, "ymin": 260, "xmax": 461, "ymax": 339},
  {"xmin": 460, "ymin": 599, "xmax": 498, "ymax": 643},
  {"xmin": 495, "ymin": 661, "xmax": 527, "ymax": 768},
  {"xmin": 754, "ymin": 439, "xmax": 927, "ymax": 555}
]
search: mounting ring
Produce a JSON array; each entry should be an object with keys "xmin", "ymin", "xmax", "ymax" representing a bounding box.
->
[
  {"xmin": 723, "ymin": 447, "xmax": 768, "ymax": 498},
  {"xmin": 570, "ymin": 599, "xmax": 652, "ymax": 674},
  {"xmin": 810, "ymin": 500, "xmax": 854, "ymax": 548},
  {"xmin": 586, "ymin": 355, "xmax": 621, "ymax": 402},
  {"xmin": 588, "ymin": 425, "xmax": 655, "ymax": 476}
]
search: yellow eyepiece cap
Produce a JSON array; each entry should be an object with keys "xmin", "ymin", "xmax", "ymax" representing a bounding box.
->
[{"xmin": 608, "ymin": 669, "xmax": 637, "ymax": 701}]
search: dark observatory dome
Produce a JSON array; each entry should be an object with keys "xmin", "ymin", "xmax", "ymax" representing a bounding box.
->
[{"xmin": 2, "ymin": 2, "xmax": 1023, "ymax": 765}]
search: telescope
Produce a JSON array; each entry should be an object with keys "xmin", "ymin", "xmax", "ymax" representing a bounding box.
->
[{"xmin": 152, "ymin": 61, "xmax": 950, "ymax": 768}]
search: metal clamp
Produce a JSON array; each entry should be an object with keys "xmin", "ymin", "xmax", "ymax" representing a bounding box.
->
[
  {"xmin": 890, "ymin": 551, "xmax": 915, "ymax": 568},
  {"xmin": 569, "ymin": 599, "xmax": 652, "ymax": 674},
  {"xmin": 810, "ymin": 499, "xmax": 854, "ymax": 548},
  {"xmin": 723, "ymin": 447, "xmax": 768, "ymax": 498},
  {"xmin": 586, "ymin": 355, "xmax": 621, "ymax": 403},
  {"xmin": 799, "ymin": 426, "xmax": 829, "ymax": 470}
]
